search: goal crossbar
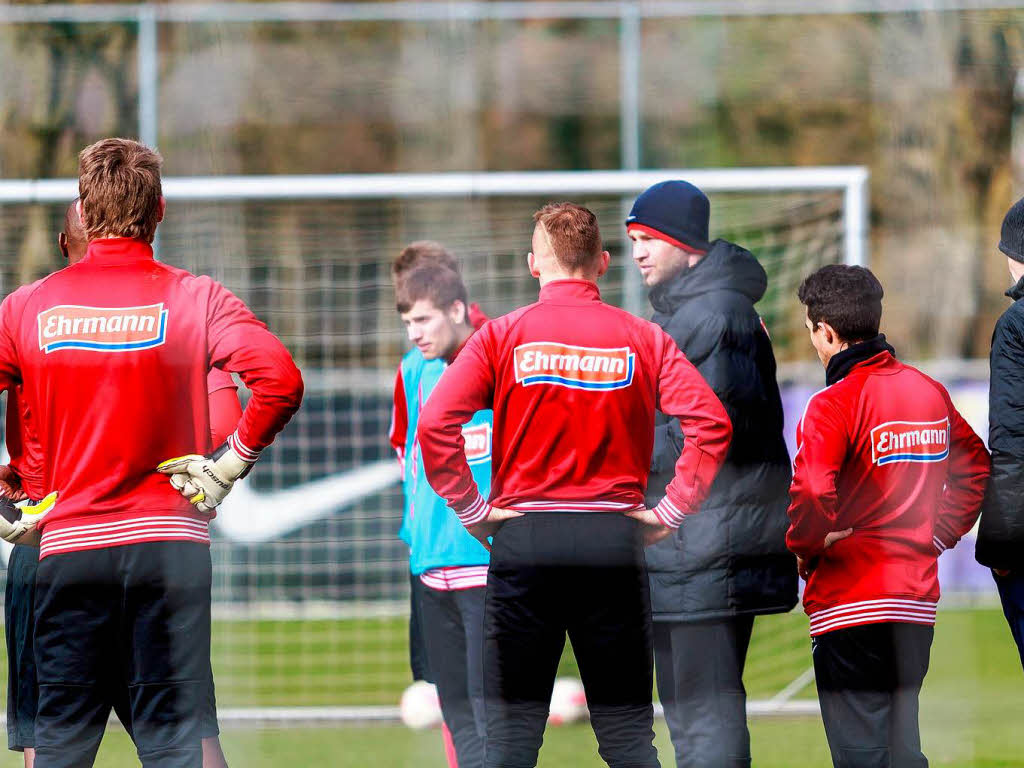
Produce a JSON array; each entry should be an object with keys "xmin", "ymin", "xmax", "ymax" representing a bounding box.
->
[{"xmin": 0, "ymin": 167, "xmax": 869, "ymax": 267}]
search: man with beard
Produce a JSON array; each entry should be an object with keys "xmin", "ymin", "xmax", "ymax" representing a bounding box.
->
[{"xmin": 626, "ymin": 181, "xmax": 797, "ymax": 768}]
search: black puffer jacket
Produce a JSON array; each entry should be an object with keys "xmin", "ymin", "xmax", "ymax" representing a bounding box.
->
[
  {"xmin": 645, "ymin": 240, "xmax": 798, "ymax": 622},
  {"xmin": 976, "ymin": 276, "xmax": 1024, "ymax": 571}
]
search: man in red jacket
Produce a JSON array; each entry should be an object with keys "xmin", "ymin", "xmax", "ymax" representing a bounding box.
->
[
  {"xmin": 388, "ymin": 240, "xmax": 487, "ymax": 687},
  {"xmin": 787, "ymin": 265, "xmax": 989, "ymax": 768},
  {"xmin": 0, "ymin": 200, "xmax": 239, "ymax": 768},
  {"xmin": 418, "ymin": 202, "xmax": 732, "ymax": 768},
  {"xmin": 0, "ymin": 139, "xmax": 303, "ymax": 768},
  {"xmin": 388, "ymin": 241, "xmax": 487, "ymax": 768}
]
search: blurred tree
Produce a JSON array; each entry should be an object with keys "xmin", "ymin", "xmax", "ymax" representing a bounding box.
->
[
  {"xmin": 950, "ymin": 18, "xmax": 1017, "ymax": 356},
  {"xmin": 1, "ymin": 8, "xmax": 1024, "ymax": 359},
  {"xmin": 1, "ymin": 19, "xmax": 135, "ymax": 283}
]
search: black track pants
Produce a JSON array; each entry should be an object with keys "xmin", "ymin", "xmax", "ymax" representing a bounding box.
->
[
  {"xmin": 483, "ymin": 512, "xmax": 659, "ymax": 768},
  {"xmin": 33, "ymin": 541, "xmax": 211, "ymax": 768},
  {"xmin": 653, "ymin": 615, "xmax": 754, "ymax": 768},
  {"xmin": 420, "ymin": 583, "xmax": 486, "ymax": 768},
  {"xmin": 812, "ymin": 622, "xmax": 933, "ymax": 768}
]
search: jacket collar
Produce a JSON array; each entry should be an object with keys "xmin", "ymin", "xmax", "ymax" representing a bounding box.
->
[
  {"xmin": 82, "ymin": 238, "xmax": 154, "ymax": 265},
  {"xmin": 1007, "ymin": 275, "xmax": 1024, "ymax": 301},
  {"xmin": 538, "ymin": 278, "xmax": 602, "ymax": 303},
  {"xmin": 825, "ymin": 334, "xmax": 897, "ymax": 386}
]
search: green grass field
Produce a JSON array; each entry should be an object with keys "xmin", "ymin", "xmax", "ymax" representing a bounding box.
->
[{"xmin": 0, "ymin": 607, "xmax": 1021, "ymax": 767}]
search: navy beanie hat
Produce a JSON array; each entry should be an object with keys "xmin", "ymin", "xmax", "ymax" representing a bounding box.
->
[
  {"xmin": 1000, "ymin": 196, "xmax": 1024, "ymax": 264},
  {"xmin": 626, "ymin": 180, "xmax": 711, "ymax": 252}
]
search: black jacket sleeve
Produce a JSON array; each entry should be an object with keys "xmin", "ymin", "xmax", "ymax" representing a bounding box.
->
[{"xmin": 977, "ymin": 306, "xmax": 1024, "ymax": 570}]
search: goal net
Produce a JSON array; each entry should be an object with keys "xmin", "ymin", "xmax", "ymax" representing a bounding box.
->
[{"xmin": 0, "ymin": 168, "xmax": 866, "ymax": 719}]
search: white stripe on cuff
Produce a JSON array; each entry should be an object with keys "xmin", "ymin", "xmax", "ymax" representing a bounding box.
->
[
  {"xmin": 653, "ymin": 496, "xmax": 686, "ymax": 528},
  {"xmin": 933, "ymin": 536, "xmax": 947, "ymax": 553},
  {"xmin": 228, "ymin": 431, "xmax": 261, "ymax": 462},
  {"xmin": 456, "ymin": 494, "xmax": 491, "ymax": 526}
]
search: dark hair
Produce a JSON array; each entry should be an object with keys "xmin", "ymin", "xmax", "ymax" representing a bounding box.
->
[
  {"xmin": 395, "ymin": 265, "xmax": 469, "ymax": 315},
  {"xmin": 391, "ymin": 241, "xmax": 458, "ymax": 283},
  {"xmin": 798, "ymin": 264, "xmax": 884, "ymax": 342},
  {"xmin": 533, "ymin": 202, "xmax": 602, "ymax": 272}
]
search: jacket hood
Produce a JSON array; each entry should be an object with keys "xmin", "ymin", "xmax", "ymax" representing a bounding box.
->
[{"xmin": 649, "ymin": 240, "xmax": 767, "ymax": 315}]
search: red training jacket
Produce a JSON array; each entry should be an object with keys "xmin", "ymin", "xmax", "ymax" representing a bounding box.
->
[
  {"xmin": 417, "ymin": 279, "xmax": 732, "ymax": 527},
  {"xmin": 787, "ymin": 350, "xmax": 989, "ymax": 636},
  {"xmin": 206, "ymin": 368, "xmax": 243, "ymax": 447},
  {"xmin": 0, "ymin": 238, "xmax": 304, "ymax": 559},
  {"xmin": 7, "ymin": 368, "xmax": 240, "ymax": 503}
]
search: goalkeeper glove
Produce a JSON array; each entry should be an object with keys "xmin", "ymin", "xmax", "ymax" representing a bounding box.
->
[
  {"xmin": 0, "ymin": 491, "xmax": 58, "ymax": 546},
  {"xmin": 157, "ymin": 442, "xmax": 254, "ymax": 515}
]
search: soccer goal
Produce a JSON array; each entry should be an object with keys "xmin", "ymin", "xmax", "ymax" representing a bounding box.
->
[{"xmin": 0, "ymin": 167, "xmax": 866, "ymax": 722}]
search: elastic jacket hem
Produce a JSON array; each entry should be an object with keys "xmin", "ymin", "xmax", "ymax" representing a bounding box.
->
[
  {"xmin": 652, "ymin": 600, "xmax": 798, "ymax": 624},
  {"xmin": 39, "ymin": 509, "xmax": 211, "ymax": 559}
]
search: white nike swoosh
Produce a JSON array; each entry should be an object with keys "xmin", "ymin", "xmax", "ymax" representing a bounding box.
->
[{"xmin": 213, "ymin": 460, "xmax": 401, "ymax": 543}]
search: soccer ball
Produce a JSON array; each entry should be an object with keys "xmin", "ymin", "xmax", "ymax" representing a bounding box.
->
[
  {"xmin": 548, "ymin": 677, "xmax": 588, "ymax": 725},
  {"xmin": 399, "ymin": 681, "xmax": 443, "ymax": 730}
]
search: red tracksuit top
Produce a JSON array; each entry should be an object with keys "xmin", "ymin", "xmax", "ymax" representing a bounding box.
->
[
  {"xmin": 417, "ymin": 279, "xmax": 732, "ymax": 527},
  {"xmin": 6, "ymin": 367, "xmax": 239, "ymax": 503},
  {"xmin": 0, "ymin": 238, "xmax": 304, "ymax": 559},
  {"xmin": 787, "ymin": 350, "xmax": 989, "ymax": 636}
]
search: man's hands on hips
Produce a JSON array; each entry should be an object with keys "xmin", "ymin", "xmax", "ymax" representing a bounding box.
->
[
  {"xmin": 0, "ymin": 463, "xmax": 54, "ymax": 546},
  {"xmin": 465, "ymin": 504, "xmax": 684, "ymax": 550},
  {"xmin": 0, "ymin": 465, "xmax": 27, "ymax": 502},
  {"xmin": 467, "ymin": 505, "xmax": 682, "ymax": 549},
  {"xmin": 797, "ymin": 527, "xmax": 853, "ymax": 580},
  {"xmin": 0, "ymin": 491, "xmax": 58, "ymax": 546},
  {"xmin": 157, "ymin": 442, "xmax": 254, "ymax": 515},
  {"xmin": 625, "ymin": 508, "xmax": 674, "ymax": 546},
  {"xmin": 466, "ymin": 507, "xmax": 524, "ymax": 551}
]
